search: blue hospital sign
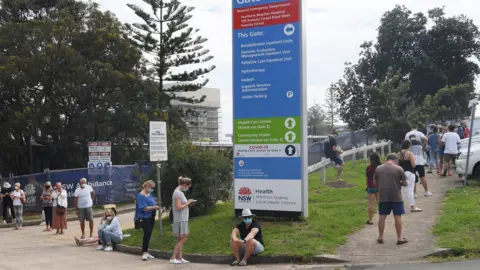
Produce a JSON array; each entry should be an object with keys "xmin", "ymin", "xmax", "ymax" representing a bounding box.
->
[{"xmin": 232, "ymin": 0, "xmax": 308, "ymax": 216}]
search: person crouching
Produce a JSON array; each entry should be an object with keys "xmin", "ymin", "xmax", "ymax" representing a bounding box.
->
[
  {"xmin": 230, "ymin": 209, "xmax": 264, "ymax": 266},
  {"xmin": 96, "ymin": 209, "xmax": 123, "ymax": 251}
]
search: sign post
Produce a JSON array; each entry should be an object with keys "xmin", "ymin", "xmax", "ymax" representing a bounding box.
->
[
  {"xmin": 149, "ymin": 121, "xmax": 168, "ymax": 235},
  {"xmin": 88, "ymin": 141, "xmax": 112, "ymax": 175},
  {"xmin": 464, "ymin": 98, "xmax": 478, "ymax": 186},
  {"xmin": 232, "ymin": 0, "xmax": 307, "ymax": 217}
]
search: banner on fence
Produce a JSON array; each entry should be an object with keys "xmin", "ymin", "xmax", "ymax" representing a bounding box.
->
[{"xmin": 1, "ymin": 165, "xmax": 150, "ymax": 212}]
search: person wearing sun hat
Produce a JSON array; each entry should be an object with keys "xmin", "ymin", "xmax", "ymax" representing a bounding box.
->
[
  {"xmin": 229, "ymin": 209, "xmax": 264, "ymax": 266},
  {"xmin": 1, "ymin": 182, "xmax": 14, "ymax": 223}
]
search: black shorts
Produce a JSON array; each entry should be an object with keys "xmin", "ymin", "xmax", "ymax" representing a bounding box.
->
[{"xmin": 415, "ymin": 165, "xmax": 425, "ymax": 178}]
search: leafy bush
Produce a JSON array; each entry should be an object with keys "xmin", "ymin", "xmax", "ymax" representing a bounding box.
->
[{"xmin": 152, "ymin": 140, "xmax": 233, "ymax": 218}]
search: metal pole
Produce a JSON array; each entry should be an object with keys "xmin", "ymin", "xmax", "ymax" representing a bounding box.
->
[
  {"xmin": 156, "ymin": 162, "xmax": 163, "ymax": 235},
  {"xmin": 464, "ymin": 104, "xmax": 476, "ymax": 186},
  {"xmin": 352, "ymin": 147, "xmax": 356, "ymax": 169}
]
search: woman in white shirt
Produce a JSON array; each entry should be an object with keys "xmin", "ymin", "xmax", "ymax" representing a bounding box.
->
[
  {"xmin": 51, "ymin": 182, "xmax": 68, "ymax": 235},
  {"xmin": 10, "ymin": 183, "xmax": 25, "ymax": 230}
]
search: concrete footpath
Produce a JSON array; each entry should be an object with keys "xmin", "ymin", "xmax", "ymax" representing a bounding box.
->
[
  {"xmin": 337, "ymin": 173, "xmax": 461, "ymax": 263},
  {"xmin": 0, "ymin": 210, "xmax": 332, "ymax": 270}
]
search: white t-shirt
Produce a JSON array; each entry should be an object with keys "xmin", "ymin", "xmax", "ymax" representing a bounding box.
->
[
  {"xmin": 442, "ymin": 132, "xmax": 461, "ymax": 155},
  {"xmin": 73, "ymin": 185, "xmax": 94, "ymax": 208},
  {"xmin": 405, "ymin": 130, "xmax": 426, "ymax": 165},
  {"xmin": 12, "ymin": 190, "xmax": 24, "ymax": 206}
]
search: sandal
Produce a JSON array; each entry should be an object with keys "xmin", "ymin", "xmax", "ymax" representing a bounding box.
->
[
  {"xmin": 397, "ymin": 238, "xmax": 408, "ymax": 245},
  {"xmin": 411, "ymin": 207, "xmax": 423, "ymax": 212},
  {"xmin": 366, "ymin": 220, "xmax": 374, "ymax": 225},
  {"xmin": 377, "ymin": 239, "xmax": 384, "ymax": 244}
]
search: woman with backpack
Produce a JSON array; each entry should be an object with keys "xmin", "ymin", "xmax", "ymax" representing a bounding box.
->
[{"xmin": 11, "ymin": 182, "xmax": 25, "ymax": 230}]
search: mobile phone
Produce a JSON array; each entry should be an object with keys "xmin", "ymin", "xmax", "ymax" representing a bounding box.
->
[{"xmin": 191, "ymin": 200, "xmax": 197, "ymax": 203}]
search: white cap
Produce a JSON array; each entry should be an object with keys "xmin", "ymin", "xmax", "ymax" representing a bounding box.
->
[
  {"xmin": 3, "ymin": 182, "xmax": 11, "ymax": 189},
  {"xmin": 239, "ymin": 209, "xmax": 256, "ymax": 218}
]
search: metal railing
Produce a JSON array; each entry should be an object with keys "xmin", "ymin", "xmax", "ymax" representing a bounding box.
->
[{"xmin": 307, "ymin": 140, "xmax": 393, "ymax": 182}]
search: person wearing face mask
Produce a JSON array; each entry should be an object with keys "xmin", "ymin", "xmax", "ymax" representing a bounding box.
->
[
  {"xmin": 10, "ymin": 182, "xmax": 25, "ymax": 230},
  {"xmin": 52, "ymin": 182, "xmax": 68, "ymax": 234},
  {"xmin": 74, "ymin": 178, "xmax": 96, "ymax": 239},
  {"xmin": 230, "ymin": 209, "xmax": 264, "ymax": 266},
  {"xmin": 134, "ymin": 180, "xmax": 160, "ymax": 261},
  {"xmin": 96, "ymin": 209, "xmax": 123, "ymax": 252},
  {"xmin": 169, "ymin": 176, "xmax": 195, "ymax": 264},
  {"xmin": 40, "ymin": 181, "xmax": 54, "ymax": 232},
  {"xmin": 0, "ymin": 182, "xmax": 15, "ymax": 224}
]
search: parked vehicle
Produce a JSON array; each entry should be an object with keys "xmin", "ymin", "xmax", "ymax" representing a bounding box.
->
[{"xmin": 456, "ymin": 145, "xmax": 480, "ymax": 178}]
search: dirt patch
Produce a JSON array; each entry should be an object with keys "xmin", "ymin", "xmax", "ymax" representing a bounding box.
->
[{"xmin": 327, "ymin": 181, "xmax": 355, "ymax": 188}]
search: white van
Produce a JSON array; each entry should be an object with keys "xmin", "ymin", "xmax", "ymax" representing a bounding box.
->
[{"xmin": 456, "ymin": 143, "xmax": 480, "ymax": 177}]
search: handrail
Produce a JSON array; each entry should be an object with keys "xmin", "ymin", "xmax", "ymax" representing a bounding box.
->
[{"xmin": 308, "ymin": 141, "xmax": 391, "ymax": 174}]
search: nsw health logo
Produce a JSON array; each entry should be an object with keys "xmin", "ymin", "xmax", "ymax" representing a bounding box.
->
[{"xmin": 238, "ymin": 187, "xmax": 253, "ymax": 203}]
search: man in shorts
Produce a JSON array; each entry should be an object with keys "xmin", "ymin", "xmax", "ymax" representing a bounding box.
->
[
  {"xmin": 440, "ymin": 125, "xmax": 461, "ymax": 177},
  {"xmin": 405, "ymin": 126, "xmax": 432, "ymax": 196},
  {"xmin": 230, "ymin": 209, "xmax": 264, "ymax": 267},
  {"xmin": 324, "ymin": 130, "xmax": 344, "ymax": 181},
  {"xmin": 374, "ymin": 153, "xmax": 408, "ymax": 245},
  {"xmin": 74, "ymin": 178, "xmax": 95, "ymax": 238}
]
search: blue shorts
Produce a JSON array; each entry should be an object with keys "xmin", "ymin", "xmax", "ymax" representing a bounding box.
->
[
  {"xmin": 333, "ymin": 156, "xmax": 343, "ymax": 165},
  {"xmin": 378, "ymin": 201, "xmax": 405, "ymax": 216},
  {"xmin": 366, "ymin": 188, "xmax": 378, "ymax": 194},
  {"xmin": 240, "ymin": 241, "xmax": 264, "ymax": 256}
]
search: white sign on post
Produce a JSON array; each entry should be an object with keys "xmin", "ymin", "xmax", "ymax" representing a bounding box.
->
[{"xmin": 149, "ymin": 121, "xmax": 168, "ymax": 161}]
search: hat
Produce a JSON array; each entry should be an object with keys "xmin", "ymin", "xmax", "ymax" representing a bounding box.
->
[
  {"xmin": 45, "ymin": 181, "xmax": 52, "ymax": 186},
  {"xmin": 3, "ymin": 182, "xmax": 10, "ymax": 189},
  {"xmin": 239, "ymin": 209, "xmax": 256, "ymax": 218}
]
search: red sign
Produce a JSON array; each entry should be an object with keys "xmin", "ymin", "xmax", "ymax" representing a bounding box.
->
[{"xmin": 233, "ymin": 0, "xmax": 299, "ymax": 30}]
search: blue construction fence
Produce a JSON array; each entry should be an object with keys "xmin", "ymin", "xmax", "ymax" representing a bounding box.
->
[{"xmin": 0, "ymin": 165, "xmax": 151, "ymax": 212}]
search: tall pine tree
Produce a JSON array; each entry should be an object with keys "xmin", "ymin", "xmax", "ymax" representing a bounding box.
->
[{"xmin": 126, "ymin": 0, "xmax": 216, "ymax": 122}]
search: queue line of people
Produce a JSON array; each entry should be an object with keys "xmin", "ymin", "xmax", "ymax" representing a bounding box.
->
[{"xmin": 364, "ymin": 124, "xmax": 461, "ymax": 244}]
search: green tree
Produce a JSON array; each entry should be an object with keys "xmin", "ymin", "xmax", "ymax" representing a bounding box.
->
[
  {"xmin": 126, "ymin": 0, "xmax": 216, "ymax": 124},
  {"xmin": 0, "ymin": 0, "xmax": 155, "ymax": 174},
  {"xmin": 323, "ymin": 84, "xmax": 340, "ymax": 128},
  {"xmin": 337, "ymin": 5, "xmax": 480, "ymax": 133},
  {"xmin": 307, "ymin": 103, "xmax": 328, "ymax": 135}
]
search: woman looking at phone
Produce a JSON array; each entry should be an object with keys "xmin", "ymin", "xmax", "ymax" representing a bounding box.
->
[
  {"xmin": 135, "ymin": 180, "xmax": 160, "ymax": 261},
  {"xmin": 169, "ymin": 176, "xmax": 195, "ymax": 264}
]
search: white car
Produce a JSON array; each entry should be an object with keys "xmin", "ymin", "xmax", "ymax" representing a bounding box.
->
[{"xmin": 456, "ymin": 145, "xmax": 480, "ymax": 177}]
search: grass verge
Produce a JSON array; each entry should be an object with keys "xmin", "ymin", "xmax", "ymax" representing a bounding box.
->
[
  {"xmin": 122, "ymin": 161, "xmax": 372, "ymax": 257},
  {"xmin": 432, "ymin": 184, "xmax": 480, "ymax": 258}
]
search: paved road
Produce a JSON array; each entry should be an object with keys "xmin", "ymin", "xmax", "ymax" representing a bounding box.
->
[{"xmin": 351, "ymin": 260, "xmax": 480, "ymax": 270}]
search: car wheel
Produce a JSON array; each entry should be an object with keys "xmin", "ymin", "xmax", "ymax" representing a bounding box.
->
[{"xmin": 472, "ymin": 163, "xmax": 480, "ymax": 180}]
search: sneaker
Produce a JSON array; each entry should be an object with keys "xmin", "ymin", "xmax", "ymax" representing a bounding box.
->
[
  {"xmin": 414, "ymin": 193, "xmax": 418, "ymax": 198},
  {"xmin": 180, "ymin": 258, "xmax": 190, "ymax": 264},
  {"xmin": 231, "ymin": 261, "xmax": 240, "ymax": 266},
  {"xmin": 3, "ymin": 220, "xmax": 6, "ymax": 224},
  {"xmin": 104, "ymin": 246, "xmax": 113, "ymax": 252},
  {"xmin": 146, "ymin": 253, "xmax": 155, "ymax": 259},
  {"xmin": 96, "ymin": 245, "xmax": 105, "ymax": 251},
  {"xmin": 142, "ymin": 253, "xmax": 148, "ymax": 261},
  {"xmin": 238, "ymin": 260, "xmax": 247, "ymax": 266},
  {"xmin": 425, "ymin": 191, "xmax": 433, "ymax": 196},
  {"xmin": 169, "ymin": 259, "xmax": 182, "ymax": 264}
]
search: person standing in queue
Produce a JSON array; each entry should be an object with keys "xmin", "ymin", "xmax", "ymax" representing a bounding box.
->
[
  {"xmin": 375, "ymin": 153, "xmax": 409, "ymax": 245},
  {"xmin": 52, "ymin": 182, "xmax": 68, "ymax": 235},
  {"xmin": 170, "ymin": 176, "xmax": 195, "ymax": 264},
  {"xmin": 135, "ymin": 180, "xmax": 160, "ymax": 261},
  {"xmin": 1, "ymin": 182, "xmax": 14, "ymax": 224},
  {"xmin": 365, "ymin": 153, "xmax": 381, "ymax": 225},
  {"xmin": 40, "ymin": 181, "xmax": 54, "ymax": 232},
  {"xmin": 74, "ymin": 178, "xmax": 95, "ymax": 239}
]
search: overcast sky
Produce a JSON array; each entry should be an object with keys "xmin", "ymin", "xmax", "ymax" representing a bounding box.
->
[{"xmin": 95, "ymin": 0, "xmax": 480, "ymax": 138}]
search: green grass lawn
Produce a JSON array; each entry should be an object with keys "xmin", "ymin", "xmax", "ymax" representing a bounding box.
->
[
  {"xmin": 122, "ymin": 161, "xmax": 372, "ymax": 257},
  {"xmin": 433, "ymin": 184, "xmax": 480, "ymax": 253}
]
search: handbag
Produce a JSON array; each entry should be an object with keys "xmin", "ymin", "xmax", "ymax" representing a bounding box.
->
[
  {"xmin": 56, "ymin": 205, "xmax": 66, "ymax": 215},
  {"xmin": 134, "ymin": 218, "xmax": 143, "ymax": 229}
]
